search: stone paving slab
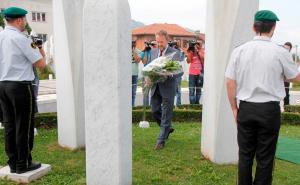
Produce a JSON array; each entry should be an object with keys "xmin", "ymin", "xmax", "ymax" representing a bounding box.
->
[
  {"xmin": 0, "ymin": 164, "xmax": 51, "ymax": 184},
  {"xmin": 36, "ymin": 80, "xmax": 300, "ymax": 112}
]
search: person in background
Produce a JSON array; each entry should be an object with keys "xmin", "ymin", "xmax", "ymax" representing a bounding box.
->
[
  {"xmin": 170, "ymin": 40, "xmax": 185, "ymax": 106},
  {"xmin": 132, "ymin": 40, "xmax": 141, "ymax": 107},
  {"xmin": 141, "ymin": 40, "xmax": 156, "ymax": 106},
  {"xmin": 185, "ymin": 40, "xmax": 204, "ymax": 104},
  {"xmin": 283, "ymin": 42, "xmax": 293, "ymax": 106}
]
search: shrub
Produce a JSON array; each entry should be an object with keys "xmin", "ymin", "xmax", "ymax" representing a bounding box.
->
[
  {"xmin": 285, "ymin": 105, "xmax": 300, "ymax": 113},
  {"xmin": 37, "ymin": 65, "xmax": 55, "ymax": 80},
  {"xmin": 34, "ymin": 106, "xmax": 300, "ymax": 128},
  {"xmin": 35, "ymin": 112, "xmax": 57, "ymax": 127}
]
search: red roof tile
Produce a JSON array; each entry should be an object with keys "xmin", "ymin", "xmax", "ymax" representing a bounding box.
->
[{"xmin": 132, "ymin": 23, "xmax": 196, "ymax": 37}]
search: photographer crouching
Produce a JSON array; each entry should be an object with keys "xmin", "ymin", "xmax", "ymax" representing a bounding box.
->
[{"xmin": 0, "ymin": 7, "xmax": 46, "ymax": 174}]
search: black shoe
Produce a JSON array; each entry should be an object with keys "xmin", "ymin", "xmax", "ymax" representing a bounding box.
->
[
  {"xmin": 166, "ymin": 128, "xmax": 174, "ymax": 139},
  {"xmin": 10, "ymin": 167, "xmax": 16, "ymax": 173},
  {"xmin": 8, "ymin": 163, "xmax": 16, "ymax": 173},
  {"xmin": 16, "ymin": 162, "xmax": 41, "ymax": 174}
]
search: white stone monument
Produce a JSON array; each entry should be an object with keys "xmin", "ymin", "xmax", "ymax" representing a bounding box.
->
[
  {"xmin": 83, "ymin": 0, "xmax": 132, "ymax": 184},
  {"xmin": 201, "ymin": 0, "xmax": 259, "ymax": 164},
  {"xmin": 52, "ymin": 0, "xmax": 85, "ymax": 149}
]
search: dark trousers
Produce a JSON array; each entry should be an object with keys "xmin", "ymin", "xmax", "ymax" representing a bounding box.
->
[
  {"xmin": 237, "ymin": 101, "xmax": 281, "ymax": 185},
  {"xmin": 151, "ymin": 80, "xmax": 176, "ymax": 144},
  {"xmin": 175, "ymin": 77, "xmax": 182, "ymax": 106},
  {"xmin": 0, "ymin": 81, "xmax": 35, "ymax": 169},
  {"xmin": 189, "ymin": 74, "xmax": 202, "ymax": 104},
  {"xmin": 284, "ymin": 82, "xmax": 290, "ymax": 105},
  {"xmin": 132, "ymin": 75, "xmax": 138, "ymax": 107},
  {"xmin": 0, "ymin": 105, "xmax": 3, "ymax": 122}
]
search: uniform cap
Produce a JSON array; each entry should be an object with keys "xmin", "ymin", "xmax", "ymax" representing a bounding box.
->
[
  {"xmin": 3, "ymin": 7, "xmax": 28, "ymax": 18},
  {"xmin": 255, "ymin": 10, "xmax": 279, "ymax": 22}
]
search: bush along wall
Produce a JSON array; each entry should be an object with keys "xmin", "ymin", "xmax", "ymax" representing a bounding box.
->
[{"xmin": 35, "ymin": 105, "xmax": 300, "ymax": 128}]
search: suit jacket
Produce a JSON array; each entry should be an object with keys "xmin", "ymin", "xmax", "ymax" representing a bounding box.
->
[{"xmin": 149, "ymin": 46, "xmax": 182, "ymax": 97}]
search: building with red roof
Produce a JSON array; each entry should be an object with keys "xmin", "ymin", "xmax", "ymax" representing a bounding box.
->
[{"xmin": 132, "ymin": 23, "xmax": 205, "ymax": 50}]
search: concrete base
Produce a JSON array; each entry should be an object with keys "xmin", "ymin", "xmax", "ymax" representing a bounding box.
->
[{"xmin": 0, "ymin": 164, "xmax": 51, "ymax": 184}]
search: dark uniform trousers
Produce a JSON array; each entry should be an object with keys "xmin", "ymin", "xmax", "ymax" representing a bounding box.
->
[
  {"xmin": 0, "ymin": 105, "xmax": 3, "ymax": 122},
  {"xmin": 0, "ymin": 81, "xmax": 35, "ymax": 169},
  {"xmin": 284, "ymin": 82, "xmax": 290, "ymax": 105},
  {"xmin": 237, "ymin": 101, "xmax": 281, "ymax": 185}
]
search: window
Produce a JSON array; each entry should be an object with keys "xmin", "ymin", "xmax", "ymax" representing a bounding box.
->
[
  {"xmin": 32, "ymin": 12, "xmax": 36, "ymax": 21},
  {"xmin": 37, "ymin": 13, "xmax": 40, "ymax": 22},
  {"xmin": 42, "ymin": 13, "xmax": 46, "ymax": 22},
  {"xmin": 32, "ymin": 12, "xmax": 46, "ymax": 22}
]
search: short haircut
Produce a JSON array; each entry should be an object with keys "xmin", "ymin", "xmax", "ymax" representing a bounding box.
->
[
  {"xmin": 253, "ymin": 21, "xmax": 276, "ymax": 34},
  {"xmin": 156, "ymin": 30, "xmax": 169, "ymax": 40},
  {"xmin": 284, "ymin": 42, "xmax": 292, "ymax": 49},
  {"xmin": 5, "ymin": 16, "xmax": 25, "ymax": 23}
]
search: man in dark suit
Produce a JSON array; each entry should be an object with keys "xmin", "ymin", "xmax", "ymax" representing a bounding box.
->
[{"xmin": 149, "ymin": 30, "xmax": 181, "ymax": 150}]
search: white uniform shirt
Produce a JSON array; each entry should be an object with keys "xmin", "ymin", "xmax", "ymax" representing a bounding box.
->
[
  {"xmin": 225, "ymin": 36, "xmax": 299, "ymax": 102},
  {"xmin": 0, "ymin": 26, "xmax": 42, "ymax": 81}
]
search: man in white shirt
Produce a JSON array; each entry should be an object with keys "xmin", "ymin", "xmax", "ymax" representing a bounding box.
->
[
  {"xmin": 225, "ymin": 10, "xmax": 300, "ymax": 185},
  {"xmin": 0, "ymin": 7, "xmax": 46, "ymax": 174}
]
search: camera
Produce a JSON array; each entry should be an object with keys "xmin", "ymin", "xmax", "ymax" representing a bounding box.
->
[
  {"xmin": 144, "ymin": 41, "xmax": 154, "ymax": 52},
  {"xmin": 188, "ymin": 40, "xmax": 200, "ymax": 52},
  {"xmin": 168, "ymin": 41, "xmax": 179, "ymax": 49},
  {"xmin": 31, "ymin": 36, "xmax": 43, "ymax": 49}
]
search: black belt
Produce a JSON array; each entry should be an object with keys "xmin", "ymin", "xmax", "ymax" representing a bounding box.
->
[
  {"xmin": 0, "ymin": 81, "xmax": 32, "ymax": 85},
  {"xmin": 240, "ymin": 100, "xmax": 279, "ymax": 105}
]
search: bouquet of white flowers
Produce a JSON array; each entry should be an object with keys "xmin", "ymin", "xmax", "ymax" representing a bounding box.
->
[{"xmin": 142, "ymin": 52, "xmax": 183, "ymax": 87}]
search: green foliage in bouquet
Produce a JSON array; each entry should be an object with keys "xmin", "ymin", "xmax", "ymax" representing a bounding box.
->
[{"xmin": 163, "ymin": 60, "xmax": 181, "ymax": 71}]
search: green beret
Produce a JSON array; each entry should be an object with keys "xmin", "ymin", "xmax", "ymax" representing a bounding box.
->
[
  {"xmin": 3, "ymin": 7, "xmax": 28, "ymax": 18},
  {"xmin": 255, "ymin": 10, "xmax": 279, "ymax": 22}
]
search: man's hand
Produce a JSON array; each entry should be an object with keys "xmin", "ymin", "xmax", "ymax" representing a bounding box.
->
[
  {"xmin": 34, "ymin": 47, "xmax": 46, "ymax": 69},
  {"xmin": 144, "ymin": 77, "xmax": 152, "ymax": 87},
  {"xmin": 232, "ymin": 108, "xmax": 238, "ymax": 124}
]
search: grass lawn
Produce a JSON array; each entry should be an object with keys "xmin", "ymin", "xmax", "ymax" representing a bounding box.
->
[{"xmin": 0, "ymin": 123, "xmax": 300, "ymax": 184}]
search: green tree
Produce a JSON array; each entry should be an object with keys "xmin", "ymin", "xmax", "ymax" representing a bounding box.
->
[
  {"xmin": 25, "ymin": 23, "xmax": 32, "ymax": 35},
  {"xmin": 0, "ymin": 14, "xmax": 5, "ymax": 28}
]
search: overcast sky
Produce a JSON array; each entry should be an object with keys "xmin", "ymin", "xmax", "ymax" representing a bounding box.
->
[{"xmin": 128, "ymin": 0, "xmax": 300, "ymax": 53}]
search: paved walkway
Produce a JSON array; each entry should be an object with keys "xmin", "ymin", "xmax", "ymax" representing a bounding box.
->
[{"xmin": 37, "ymin": 80, "xmax": 300, "ymax": 113}]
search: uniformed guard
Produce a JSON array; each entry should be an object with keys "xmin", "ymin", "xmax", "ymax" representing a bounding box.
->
[
  {"xmin": 225, "ymin": 10, "xmax": 300, "ymax": 185},
  {"xmin": 0, "ymin": 7, "xmax": 46, "ymax": 174}
]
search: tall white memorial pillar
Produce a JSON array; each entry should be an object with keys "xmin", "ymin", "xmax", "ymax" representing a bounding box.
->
[
  {"xmin": 83, "ymin": 0, "xmax": 132, "ymax": 184},
  {"xmin": 201, "ymin": 0, "xmax": 259, "ymax": 164},
  {"xmin": 53, "ymin": 0, "xmax": 85, "ymax": 149}
]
